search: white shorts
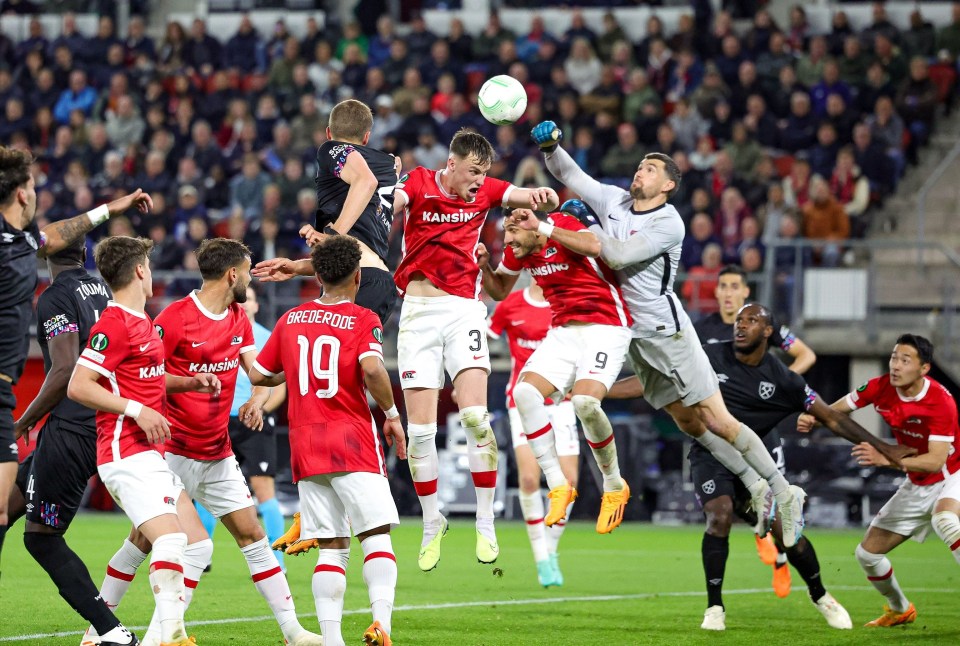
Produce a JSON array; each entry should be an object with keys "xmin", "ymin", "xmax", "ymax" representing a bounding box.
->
[
  {"xmin": 397, "ymin": 295, "xmax": 490, "ymax": 389},
  {"xmin": 870, "ymin": 472, "xmax": 960, "ymax": 542},
  {"xmin": 98, "ymin": 450, "xmax": 185, "ymax": 529},
  {"xmin": 165, "ymin": 453, "xmax": 254, "ymax": 518},
  {"xmin": 508, "ymin": 401, "xmax": 580, "ymax": 456},
  {"xmin": 520, "ymin": 324, "xmax": 631, "ymax": 396},
  {"xmin": 299, "ymin": 471, "xmax": 400, "ymax": 539}
]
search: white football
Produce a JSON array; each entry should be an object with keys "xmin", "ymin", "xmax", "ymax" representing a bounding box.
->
[{"xmin": 478, "ymin": 75, "xmax": 528, "ymax": 126}]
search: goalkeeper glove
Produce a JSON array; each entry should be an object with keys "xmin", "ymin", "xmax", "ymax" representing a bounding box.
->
[
  {"xmin": 531, "ymin": 121, "xmax": 562, "ymax": 153},
  {"xmin": 560, "ymin": 199, "xmax": 600, "ymax": 228}
]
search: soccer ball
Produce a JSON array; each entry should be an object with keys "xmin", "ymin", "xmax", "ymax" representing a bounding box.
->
[{"xmin": 478, "ymin": 75, "xmax": 528, "ymax": 126}]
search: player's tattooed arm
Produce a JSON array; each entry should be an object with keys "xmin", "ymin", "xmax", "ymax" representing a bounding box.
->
[
  {"xmin": 809, "ymin": 397, "xmax": 917, "ymax": 467},
  {"xmin": 39, "ymin": 189, "xmax": 153, "ymax": 258},
  {"xmin": 14, "ymin": 331, "xmax": 79, "ymax": 439}
]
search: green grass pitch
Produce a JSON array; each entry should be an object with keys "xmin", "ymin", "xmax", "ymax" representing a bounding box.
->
[{"xmin": 2, "ymin": 515, "xmax": 959, "ymax": 645}]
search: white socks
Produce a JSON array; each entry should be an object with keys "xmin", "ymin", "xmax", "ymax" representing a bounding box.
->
[
  {"xmin": 313, "ymin": 548, "xmax": 350, "ymax": 646},
  {"xmin": 932, "ymin": 510, "xmax": 960, "ymax": 565},
  {"xmin": 148, "ymin": 533, "xmax": 188, "ymax": 643},
  {"xmin": 408, "ymin": 423, "xmax": 440, "ymax": 522},
  {"xmin": 100, "ymin": 538, "xmax": 148, "ymax": 611},
  {"xmin": 461, "ymin": 406, "xmax": 498, "ymax": 520},
  {"xmin": 573, "ymin": 395, "xmax": 622, "ymax": 492},
  {"xmin": 855, "ymin": 543, "xmax": 910, "ymax": 612},
  {"xmin": 514, "ymin": 383, "xmax": 566, "ymax": 490},
  {"xmin": 243, "ymin": 537, "xmax": 303, "ymax": 641},
  {"xmin": 519, "ymin": 489, "xmax": 548, "ymax": 562},
  {"xmin": 361, "ymin": 535, "xmax": 397, "ymax": 635}
]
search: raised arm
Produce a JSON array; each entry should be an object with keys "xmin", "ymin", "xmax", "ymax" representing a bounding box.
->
[
  {"xmin": 808, "ymin": 397, "xmax": 916, "ymax": 467},
  {"xmin": 504, "ymin": 186, "xmax": 560, "ymax": 213},
  {"xmin": 532, "ymin": 122, "xmax": 618, "ymax": 218},
  {"xmin": 40, "ymin": 190, "xmax": 153, "ymax": 258},
  {"xmin": 592, "ymin": 213, "xmax": 685, "ymax": 270}
]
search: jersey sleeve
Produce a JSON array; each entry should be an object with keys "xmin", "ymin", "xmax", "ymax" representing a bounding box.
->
[
  {"xmin": 357, "ymin": 310, "xmax": 384, "ymax": 363},
  {"xmin": 37, "ymin": 286, "xmax": 80, "ymax": 343},
  {"xmin": 845, "ymin": 376, "xmax": 884, "ymax": 410},
  {"xmin": 326, "ymin": 143, "xmax": 358, "ymax": 179},
  {"xmin": 252, "ymin": 322, "xmax": 284, "ymax": 378},
  {"xmin": 239, "ymin": 314, "xmax": 257, "ymax": 355},
  {"xmin": 77, "ymin": 315, "xmax": 130, "ymax": 378},
  {"xmin": 498, "ymin": 245, "xmax": 522, "ymax": 275},
  {"xmin": 153, "ymin": 306, "xmax": 182, "ymax": 360},
  {"xmin": 770, "ymin": 316, "xmax": 796, "ymax": 352},
  {"xmin": 783, "ymin": 369, "xmax": 818, "ymax": 412},
  {"xmin": 394, "ymin": 167, "xmax": 422, "ymax": 209},
  {"xmin": 485, "ymin": 176, "xmax": 514, "ymax": 207},
  {"xmin": 929, "ymin": 387, "xmax": 959, "ymax": 444}
]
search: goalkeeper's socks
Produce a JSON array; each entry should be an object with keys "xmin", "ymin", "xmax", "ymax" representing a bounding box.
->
[
  {"xmin": 100, "ymin": 538, "xmax": 149, "ymax": 611},
  {"xmin": 702, "ymin": 532, "xmax": 729, "ymax": 609},
  {"xmin": 23, "ymin": 532, "xmax": 125, "ymax": 637},
  {"xmin": 733, "ymin": 424, "xmax": 789, "ymax": 497},
  {"xmin": 786, "ymin": 537, "xmax": 826, "ymax": 602},
  {"xmin": 408, "ymin": 423, "xmax": 441, "ymax": 522},
  {"xmin": 314, "ymin": 548, "xmax": 349, "ymax": 646},
  {"xmin": 361, "ymin": 534, "xmax": 397, "ymax": 634},
  {"xmin": 519, "ymin": 489, "xmax": 548, "ymax": 562},
  {"xmin": 243, "ymin": 537, "xmax": 305, "ymax": 642}
]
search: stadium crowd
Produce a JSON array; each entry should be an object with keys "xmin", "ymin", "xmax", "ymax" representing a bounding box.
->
[{"xmin": 0, "ymin": 3, "xmax": 958, "ymax": 313}]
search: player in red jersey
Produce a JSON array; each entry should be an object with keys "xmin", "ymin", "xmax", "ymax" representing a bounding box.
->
[
  {"xmin": 250, "ymin": 236, "xmax": 406, "ymax": 646},
  {"xmin": 85, "ymin": 239, "xmax": 322, "ymax": 646},
  {"xmin": 393, "ymin": 128, "xmax": 559, "ymax": 571},
  {"xmin": 68, "ymin": 236, "xmax": 219, "ymax": 646},
  {"xmin": 481, "ymin": 199, "xmax": 633, "ymax": 538},
  {"xmin": 799, "ymin": 334, "xmax": 960, "ymax": 627},
  {"xmin": 487, "ymin": 279, "xmax": 580, "ymax": 587}
]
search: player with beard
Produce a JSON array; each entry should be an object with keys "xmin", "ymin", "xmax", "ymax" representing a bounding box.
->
[
  {"xmin": 532, "ymin": 123, "xmax": 806, "ymax": 548},
  {"xmin": 609, "ymin": 303, "xmax": 914, "ymax": 631},
  {"xmin": 83, "ymin": 239, "xmax": 322, "ymax": 646}
]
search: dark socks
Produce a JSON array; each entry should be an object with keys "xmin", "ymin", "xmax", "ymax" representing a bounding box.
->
[
  {"xmin": 702, "ymin": 532, "xmax": 730, "ymax": 608},
  {"xmin": 24, "ymin": 532, "xmax": 123, "ymax": 635},
  {"xmin": 786, "ymin": 536, "xmax": 827, "ymax": 602}
]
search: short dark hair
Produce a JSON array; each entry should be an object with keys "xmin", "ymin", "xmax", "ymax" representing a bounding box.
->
[
  {"xmin": 311, "ymin": 235, "xmax": 361, "ymax": 286},
  {"xmin": 896, "ymin": 333, "xmax": 934, "ymax": 365},
  {"xmin": 718, "ymin": 264, "xmax": 748, "ymax": 282},
  {"xmin": 742, "ymin": 302, "xmax": 773, "ymax": 327},
  {"xmin": 329, "ymin": 99, "xmax": 373, "ymax": 142},
  {"xmin": 450, "ymin": 128, "xmax": 494, "ymax": 166},
  {"xmin": 0, "ymin": 146, "xmax": 33, "ymax": 206},
  {"xmin": 48, "ymin": 235, "xmax": 85, "ymax": 266},
  {"xmin": 94, "ymin": 236, "xmax": 154, "ymax": 290},
  {"xmin": 643, "ymin": 152, "xmax": 681, "ymax": 199},
  {"xmin": 195, "ymin": 238, "xmax": 251, "ymax": 280}
]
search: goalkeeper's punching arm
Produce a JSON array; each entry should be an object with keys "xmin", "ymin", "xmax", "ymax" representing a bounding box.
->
[{"xmin": 591, "ymin": 212, "xmax": 685, "ymax": 271}]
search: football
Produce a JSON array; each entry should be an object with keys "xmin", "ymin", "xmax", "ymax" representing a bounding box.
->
[{"xmin": 477, "ymin": 75, "xmax": 528, "ymax": 125}]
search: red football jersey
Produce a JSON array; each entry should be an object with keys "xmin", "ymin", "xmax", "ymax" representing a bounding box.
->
[
  {"xmin": 499, "ymin": 213, "xmax": 632, "ymax": 328},
  {"xmin": 76, "ymin": 302, "xmax": 167, "ymax": 466},
  {"xmin": 155, "ymin": 292, "xmax": 256, "ymax": 460},
  {"xmin": 254, "ymin": 299, "xmax": 387, "ymax": 481},
  {"xmin": 394, "ymin": 166, "xmax": 514, "ymax": 299},
  {"xmin": 487, "ymin": 288, "xmax": 552, "ymax": 408},
  {"xmin": 847, "ymin": 375, "xmax": 960, "ymax": 486}
]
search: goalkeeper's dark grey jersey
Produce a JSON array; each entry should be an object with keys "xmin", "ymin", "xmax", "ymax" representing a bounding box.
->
[{"xmin": 544, "ymin": 146, "xmax": 689, "ymax": 338}]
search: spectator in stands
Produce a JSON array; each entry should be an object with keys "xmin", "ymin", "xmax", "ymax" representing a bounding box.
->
[
  {"xmin": 392, "ymin": 67, "xmax": 430, "ymax": 119},
  {"xmin": 48, "ymin": 12, "xmax": 86, "ymax": 57},
  {"xmin": 0, "ymin": 96, "xmax": 29, "ymax": 144},
  {"xmin": 307, "ymin": 40, "xmax": 344, "ymax": 95},
  {"xmin": 15, "ymin": 16, "xmax": 45, "ymax": 60},
  {"xmin": 826, "ymin": 10, "xmax": 853, "ymax": 56},
  {"xmin": 692, "ymin": 63, "xmax": 730, "ymax": 120},
  {"xmin": 609, "ymin": 40, "xmax": 635, "ymax": 90},
  {"xmin": 368, "ymin": 15, "xmax": 395, "ymax": 68},
  {"xmin": 105, "ymin": 95, "xmax": 145, "ymax": 150},
  {"xmin": 29, "ymin": 67, "xmax": 58, "ymax": 113},
  {"xmin": 856, "ymin": 60, "xmax": 895, "ymax": 117},
  {"xmin": 714, "ymin": 35, "xmax": 744, "ymax": 89},
  {"xmin": 896, "ymin": 57, "xmax": 938, "ymax": 164},
  {"xmin": 565, "ymin": 38, "xmax": 602, "ymax": 96},
  {"xmin": 269, "ymin": 37, "xmax": 304, "ymax": 94},
  {"xmin": 779, "ymin": 91, "xmax": 817, "ymax": 153},
  {"xmin": 422, "ymin": 40, "xmax": 461, "ymax": 91},
  {"xmin": 413, "ymin": 127, "xmax": 448, "ymax": 170},
  {"xmin": 182, "ymin": 120, "xmax": 220, "ymax": 175},
  {"xmin": 368, "ymin": 94, "xmax": 401, "ymax": 150},
  {"xmin": 339, "ymin": 43, "xmax": 367, "ymax": 92},
  {"xmin": 158, "ymin": 20, "xmax": 188, "ymax": 74},
  {"xmin": 682, "ymin": 243, "xmax": 723, "ymax": 315},
  {"xmin": 802, "ymin": 176, "xmax": 850, "ymax": 267},
  {"xmin": 54, "ymin": 70, "xmax": 97, "ymax": 124},
  {"xmin": 866, "ymin": 95, "xmax": 906, "ymax": 179},
  {"xmin": 516, "ymin": 15, "xmax": 555, "ymax": 63},
  {"xmin": 740, "ymin": 244, "xmax": 763, "ymax": 274},
  {"xmin": 669, "ymin": 97, "xmax": 709, "ymax": 153},
  {"xmin": 473, "ymin": 11, "xmax": 514, "ymax": 64},
  {"xmin": 716, "ymin": 186, "xmax": 752, "ymax": 262},
  {"xmin": 622, "ymin": 68, "xmax": 661, "ymax": 124},
  {"xmin": 45, "ymin": 124, "xmax": 77, "ymax": 180},
  {"xmin": 285, "ymin": 188, "xmax": 317, "ymax": 247},
  {"xmin": 786, "ymin": 4, "xmax": 810, "ymax": 52},
  {"xmin": 669, "ymin": 13, "xmax": 696, "ymax": 57},
  {"xmin": 406, "ymin": 14, "xmax": 437, "ymax": 65},
  {"xmin": 580, "ymin": 64, "xmax": 622, "ymax": 117},
  {"xmin": 644, "ymin": 37, "xmax": 673, "ymax": 96},
  {"xmin": 172, "ymin": 184, "xmax": 208, "ymax": 242},
  {"xmin": 756, "ymin": 32, "xmax": 792, "ymax": 94},
  {"xmin": 810, "ymin": 60, "xmax": 851, "ymax": 117},
  {"xmin": 830, "ymin": 145, "xmax": 871, "ymax": 235},
  {"xmin": 724, "ymin": 121, "xmax": 762, "ymax": 181},
  {"xmin": 796, "ymin": 36, "xmax": 829, "ymax": 87},
  {"xmin": 79, "ymin": 122, "xmax": 110, "ymax": 176},
  {"xmin": 838, "ymin": 36, "xmax": 869, "ymax": 87},
  {"xmin": 682, "ymin": 211, "xmax": 722, "ymax": 270},
  {"xmin": 873, "ymin": 34, "xmax": 908, "ymax": 87},
  {"xmin": 742, "ymin": 93, "xmax": 778, "ymax": 149},
  {"xmin": 13, "ymin": 48, "xmax": 42, "ymax": 97},
  {"xmin": 783, "ymin": 157, "xmax": 812, "ymax": 209},
  {"xmin": 744, "ymin": 8, "xmax": 779, "ymax": 58},
  {"xmin": 137, "ymin": 149, "xmax": 174, "ymax": 198},
  {"xmin": 864, "ymin": 2, "xmax": 901, "ymax": 47},
  {"xmin": 665, "ymin": 48, "xmax": 704, "ymax": 103},
  {"xmin": 809, "ymin": 122, "xmax": 839, "ymax": 179},
  {"xmin": 600, "ymin": 122, "xmax": 645, "ymax": 181},
  {"xmin": 636, "ymin": 14, "xmax": 664, "ymax": 66},
  {"xmin": 737, "ymin": 216, "xmax": 764, "ymax": 259},
  {"xmin": 825, "ymin": 93, "xmax": 856, "ymax": 145},
  {"xmin": 230, "ymin": 152, "xmax": 270, "ymax": 219},
  {"xmin": 904, "ymin": 10, "xmax": 937, "ymax": 60},
  {"xmin": 88, "ymin": 150, "xmax": 128, "ymax": 204},
  {"xmin": 126, "ymin": 15, "xmax": 155, "ymax": 60},
  {"xmin": 758, "ymin": 182, "xmax": 795, "ymax": 245},
  {"xmin": 938, "ymin": 3, "xmax": 960, "ymax": 62},
  {"xmin": 265, "ymin": 20, "xmax": 291, "ymax": 62},
  {"xmin": 274, "ymin": 156, "xmax": 310, "ymax": 212},
  {"xmin": 730, "ymin": 61, "xmax": 762, "ymax": 119},
  {"xmin": 690, "ymin": 134, "xmax": 718, "ymax": 172},
  {"xmin": 224, "ymin": 15, "xmax": 266, "ymax": 75},
  {"xmin": 772, "ymin": 214, "xmax": 810, "ymax": 319}
]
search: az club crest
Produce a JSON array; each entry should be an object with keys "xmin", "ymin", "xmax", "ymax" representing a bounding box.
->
[{"xmin": 759, "ymin": 381, "xmax": 776, "ymax": 400}]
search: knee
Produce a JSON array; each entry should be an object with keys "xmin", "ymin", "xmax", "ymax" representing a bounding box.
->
[
  {"xmin": 407, "ymin": 422, "xmax": 437, "ymax": 444},
  {"xmin": 704, "ymin": 501, "xmax": 733, "ymax": 537},
  {"xmin": 932, "ymin": 510, "xmax": 959, "ymax": 538},
  {"xmin": 855, "ymin": 543, "xmax": 882, "ymax": 567},
  {"xmin": 459, "ymin": 405, "xmax": 489, "ymax": 432},
  {"xmin": 519, "ymin": 474, "xmax": 540, "ymax": 493},
  {"xmin": 23, "ymin": 529, "xmax": 60, "ymax": 556},
  {"xmin": 513, "ymin": 382, "xmax": 544, "ymax": 414},
  {"xmin": 571, "ymin": 394, "xmax": 602, "ymax": 422}
]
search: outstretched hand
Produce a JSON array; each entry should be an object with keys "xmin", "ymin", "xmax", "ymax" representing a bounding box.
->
[
  {"xmin": 108, "ymin": 189, "xmax": 153, "ymax": 215},
  {"xmin": 252, "ymin": 258, "xmax": 297, "ymax": 282}
]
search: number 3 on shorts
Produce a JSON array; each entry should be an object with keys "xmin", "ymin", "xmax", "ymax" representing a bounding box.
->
[{"xmin": 469, "ymin": 329, "xmax": 482, "ymax": 352}]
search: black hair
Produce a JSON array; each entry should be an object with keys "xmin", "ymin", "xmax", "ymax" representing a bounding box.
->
[
  {"xmin": 896, "ymin": 333, "xmax": 934, "ymax": 365},
  {"xmin": 643, "ymin": 152, "xmax": 681, "ymax": 199},
  {"xmin": 718, "ymin": 264, "xmax": 748, "ymax": 282},
  {"xmin": 311, "ymin": 235, "xmax": 361, "ymax": 286},
  {"xmin": 195, "ymin": 238, "xmax": 251, "ymax": 280}
]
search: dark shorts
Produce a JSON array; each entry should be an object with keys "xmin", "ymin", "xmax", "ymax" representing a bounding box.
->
[
  {"xmin": 357, "ymin": 267, "xmax": 397, "ymax": 326},
  {"xmin": 229, "ymin": 415, "xmax": 277, "ymax": 479},
  {"xmin": 16, "ymin": 417, "xmax": 97, "ymax": 531},
  {"xmin": 689, "ymin": 431, "xmax": 786, "ymax": 526},
  {"xmin": 0, "ymin": 379, "xmax": 17, "ymax": 463}
]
